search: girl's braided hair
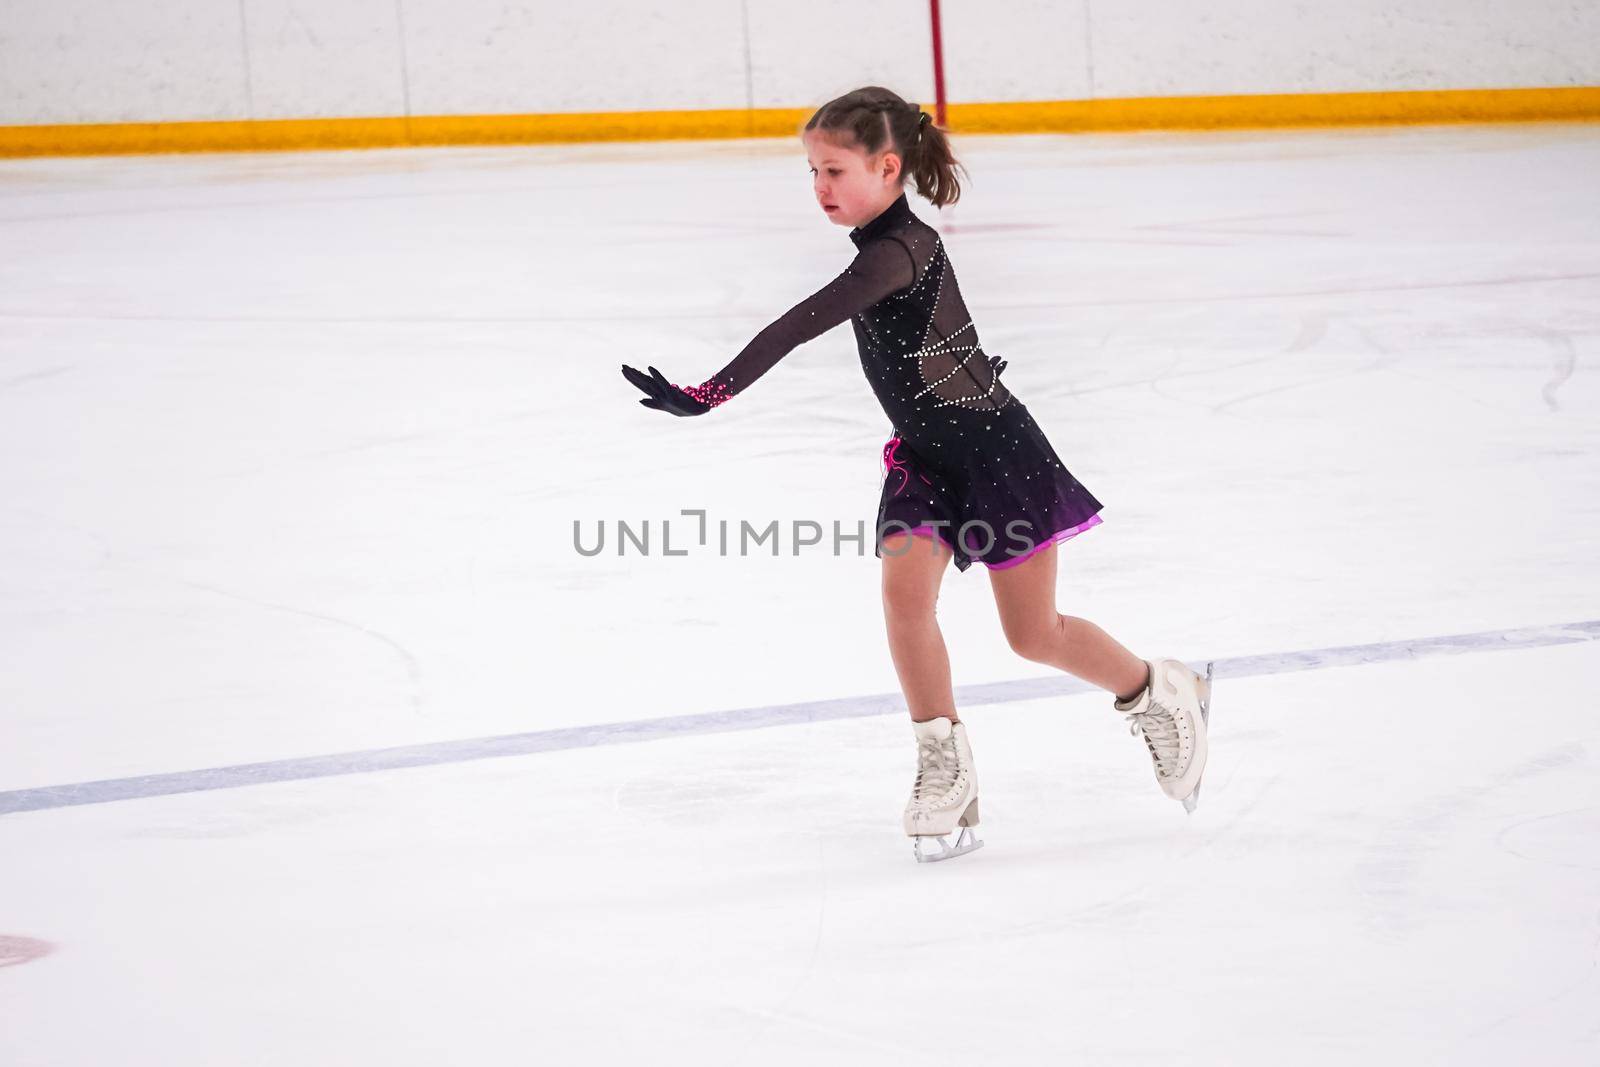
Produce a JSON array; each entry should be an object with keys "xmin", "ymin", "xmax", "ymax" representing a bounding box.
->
[{"xmin": 803, "ymin": 86, "xmax": 966, "ymax": 208}]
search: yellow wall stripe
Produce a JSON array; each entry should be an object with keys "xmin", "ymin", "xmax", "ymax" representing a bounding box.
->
[
  {"xmin": 950, "ymin": 86, "xmax": 1600, "ymax": 132},
  {"xmin": 1, "ymin": 86, "xmax": 1596, "ymax": 158}
]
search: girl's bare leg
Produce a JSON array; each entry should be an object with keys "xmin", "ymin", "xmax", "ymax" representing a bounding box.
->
[
  {"xmin": 987, "ymin": 542, "xmax": 1150, "ymax": 701},
  {"xmin": 880, "ymin": 531, "xmax": 959, "ymax": 723}
]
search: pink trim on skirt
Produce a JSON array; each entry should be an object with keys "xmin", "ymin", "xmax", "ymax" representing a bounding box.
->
[
  {"xmin": 890, "ymin": 514, "xmax": 1103, "ymax": 570},
  {"xmin": 980, "ymin": 513, "xmax": 1104, "ymax": 571}
]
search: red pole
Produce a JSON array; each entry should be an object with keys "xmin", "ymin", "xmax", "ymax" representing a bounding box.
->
[{"xmin": 929, "ymin": 0, "xmax": 948, "ymax": 128}]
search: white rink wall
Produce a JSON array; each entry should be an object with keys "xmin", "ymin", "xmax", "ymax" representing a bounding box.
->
[{"xmin": 1, "ymin": 0, "xmax": 1598, "ymax": 127}]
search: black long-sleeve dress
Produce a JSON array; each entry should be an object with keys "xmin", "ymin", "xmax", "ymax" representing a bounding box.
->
[{"xmin": 676, "ymin": 192, "xmax": 1104, "ymax": 572}]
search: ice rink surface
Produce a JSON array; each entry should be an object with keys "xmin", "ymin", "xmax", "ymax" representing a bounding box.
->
[{"xmin": 1, "ymin": 123, "xmax": 1598, "ymax": 1063}]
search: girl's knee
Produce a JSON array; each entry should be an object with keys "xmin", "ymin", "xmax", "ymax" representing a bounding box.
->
[{"xmin": 1005, "ymin": 618, "xmax": 1057, "ymax": 663}]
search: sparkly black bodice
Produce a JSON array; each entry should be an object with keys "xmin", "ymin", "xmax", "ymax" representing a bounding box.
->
[
  {"xmin": 676, "ymin": 192, "xmax": 1104, "ymax": 573},
  {"xmin": 680, "ymin": 192, "xmax": 1010, "ymax": 436}
]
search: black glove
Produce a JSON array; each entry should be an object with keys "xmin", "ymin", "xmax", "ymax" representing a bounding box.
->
[{"xmin": 621, "ymin": 364, "xmax": 711, "ymax": 417}]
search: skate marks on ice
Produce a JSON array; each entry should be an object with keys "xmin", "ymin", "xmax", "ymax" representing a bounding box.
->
[
  {"xmin": 1494, "ymin": 804, "xmax": 1600, "ymax": 873},
  {"xmin": 1352, "ymin": 739, "xmax": 1600, "ymax": 1045},
  {"xmin": 177, "ymin": 577, "xmax": 427, "ymax": 719},
  {"xmin": 1471, "ymin": 804, "xmax": 1600, "ymax": 1042},
  {"xmin": 2, "ymin": 618, "xmax": 1599, "ymax": 816},
  {"xmin": 1353, "ymin": 741, "xmax": 1588, "ymax": 938},
  {"xmin": 916, "ymin": 762, "xmax": 1286, "ymax": 951}
]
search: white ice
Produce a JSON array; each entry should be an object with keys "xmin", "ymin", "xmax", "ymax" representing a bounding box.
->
[{"xmin": 1, "ymin": 124, "xmax": 1598, "ymax": 1064}]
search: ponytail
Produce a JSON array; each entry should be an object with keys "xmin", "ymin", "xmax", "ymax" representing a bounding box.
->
[
  {"xmin": 904, "ymin": 108, "xmax": 963, "ymax": 208},
  {"xmin": 803, "ymin": 86, "xmax": 968, "ymax": 209}
]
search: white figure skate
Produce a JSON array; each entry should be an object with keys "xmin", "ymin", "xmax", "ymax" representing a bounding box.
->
[
  {"xmin": 904, "ymin": 716, "xmax": 983, "ymax": 862},
  {"xmin": 1113, "ymin": 658, "xmax": 1214, "ymax": 813}
]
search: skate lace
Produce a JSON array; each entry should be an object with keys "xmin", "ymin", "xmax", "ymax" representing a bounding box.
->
[
  {"xmin": 1126, "ymin": 701, "xmax": 1181, "ymax": 778},
  {"xmin": 912, "ymin": 736, "xmax": 960, "ymax": 805}
]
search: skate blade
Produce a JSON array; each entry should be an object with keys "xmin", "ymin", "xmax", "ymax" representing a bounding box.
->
[
  {"xmin": 1182, "ymin": 661, "xmax": 1215, "ymax": 815},
  {"xmin": 913, "ymin": 826, "xmax": 984, "ymax": 863}
]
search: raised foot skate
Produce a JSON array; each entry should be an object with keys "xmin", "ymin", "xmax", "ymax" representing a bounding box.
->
[
  {"xmin": 912, "ymin": 800, "xmax": 984, "ymax": 863},
  {"xmin": 1180, "ymin": 661, "xmax": 1215, "ymax": 815}
]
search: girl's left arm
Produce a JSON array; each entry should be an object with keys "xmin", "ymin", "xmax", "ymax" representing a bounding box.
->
[{"xmin": 623, "ymin": 237, "xmax": 916, "ymax": 416}]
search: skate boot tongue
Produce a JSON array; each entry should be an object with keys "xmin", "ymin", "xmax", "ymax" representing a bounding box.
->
[{"xmin": 911, "ymin": 717, "xmax": 954, "ymax": 741}]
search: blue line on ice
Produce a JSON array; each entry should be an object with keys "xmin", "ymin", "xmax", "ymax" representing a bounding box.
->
[{"xmin": 3, "ymin": 620, "xmax": 1597, "ymax": 815}]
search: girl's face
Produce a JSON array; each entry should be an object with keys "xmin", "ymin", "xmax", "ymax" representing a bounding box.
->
[{"xmin": 803, "ymin": 128, "xmax": 903, "ymax": 229}]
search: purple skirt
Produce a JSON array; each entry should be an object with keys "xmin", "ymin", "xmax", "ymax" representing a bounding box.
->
[{"xmin": 874, "ymin": 401, "xmax": 1104, "ymax": 573}]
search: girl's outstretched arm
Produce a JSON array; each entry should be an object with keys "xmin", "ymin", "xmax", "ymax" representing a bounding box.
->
[{"xmin": 622, "ymin": 236, "xmax": 916, "ymax": 416}]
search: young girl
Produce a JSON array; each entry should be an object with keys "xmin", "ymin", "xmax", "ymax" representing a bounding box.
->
[{"xmin": 622, "ymin": 86, "xmax": 1213, "ymax": 863}]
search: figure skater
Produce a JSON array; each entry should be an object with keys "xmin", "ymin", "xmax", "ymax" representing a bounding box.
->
[{"xmin": 622, "ymin": 86, "xmax": 1212, "ymax": 862}]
